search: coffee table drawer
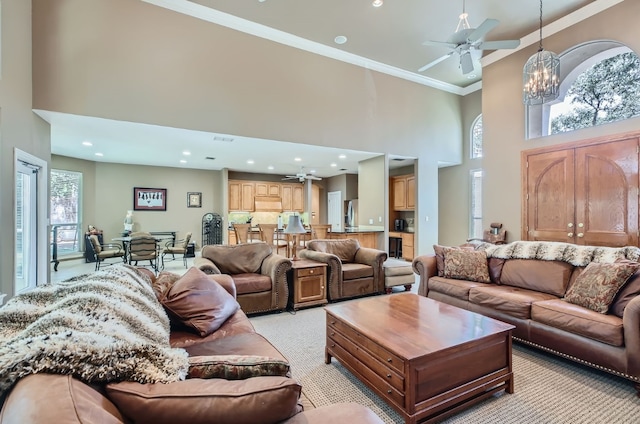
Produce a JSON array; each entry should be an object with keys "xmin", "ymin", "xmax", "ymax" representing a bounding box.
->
[
  {"xmin": 327, "ymin": 316, "xmax": 404, "ymax": 374},
  {"xmin": 327, "ymin": 331, "xmax": 404, "ymax": 392},
  {"xmin": 327, "ymin": 335, "xmax": 405, "ymax": 408}
]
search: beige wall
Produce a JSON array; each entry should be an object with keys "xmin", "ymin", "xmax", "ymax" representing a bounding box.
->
[
  {"xmin": 442, "ymin": 1, "xmax": 640, "ymax": 246},
  {"xmin": 0, "ymin": 0, "xmax": 52, "ymax": 298},
  {"xmin": 358, "ymin": 155, "xmax": 386, "ymax": 229},
  {"xmin": 52, "ymin": 155, "xmax": 225, "ymax": 249}
]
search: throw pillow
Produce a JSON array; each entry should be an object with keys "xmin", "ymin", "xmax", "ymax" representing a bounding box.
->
[
  {"xmin": 106, "ymin": 377, "xmax": 302, "ymax": 424},
  {"xmin": 442, "ymin": 247, "xmax": 491, "ymax": 283},
  {"xmin": 187, "ymin": 355, "xmax": 290, "ymax": 380},
  {"xmin": 609, "ymin": 259, "xmax": 640, "ymax": 318},
  {"xmin": 161, "ymin": 267, "xmax": 240, "ymax": 337},
  {"xmin": 563, "ymin": 262, "xmax": 639, "ymax": 313},
  {"xmin": 151, "ymin": 271, "xmax": 182, "ymax": 300}
]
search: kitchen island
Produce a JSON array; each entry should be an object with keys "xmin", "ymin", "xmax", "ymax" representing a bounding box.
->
[{"xmin": 228, "ymin": 226, "xmax": 384, "ymax": 250}]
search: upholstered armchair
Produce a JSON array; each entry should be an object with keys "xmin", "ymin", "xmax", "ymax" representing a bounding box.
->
[
  {"xmin": 299, "ymin": 238, "xmax": 387, "ymax": 302},
  {"xmin": 194, "ymin": 242, "xmax": 292, "ymax": 315}
]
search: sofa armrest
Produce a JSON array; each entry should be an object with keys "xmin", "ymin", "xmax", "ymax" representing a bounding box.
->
[
  {"xmin": 261, "ymin": 253, "xmax": 293, "ymax": 310},
  {"xmin": 298, "ymin": 249, "xmax": 342, "ymax": 300},
  {"xmin": 623, "ymin": 295, "xmax": 640, "ymax": 377},
  {"xmin": 412, "ymin": 254, "xmax": 437, "ymax": 297},
  {"xmin": 194, "ymin": 257, "xmax": 221, "ymax": 275},
  {"xmin": 355, "ymin": 248, "xmax": 388, "ymax": 294}
]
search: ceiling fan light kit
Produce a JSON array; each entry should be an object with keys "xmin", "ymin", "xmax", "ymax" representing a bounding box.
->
[{"xmin": 523, "ymin": 0, "xmax": 560, "ymax": 105}]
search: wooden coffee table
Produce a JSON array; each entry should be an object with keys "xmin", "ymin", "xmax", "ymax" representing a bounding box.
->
[{"xmin": 325, "ymin": 293, "xmax": 514, "ymax": 424}]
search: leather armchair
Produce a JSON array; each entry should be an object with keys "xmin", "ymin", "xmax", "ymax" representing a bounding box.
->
[
  {"xmin": 299, "ymin": 239, "xmax": 387, "ymax": 302},
  {"xmin": 194, "ymin": 242, "xmax": 292, "ymax": 315}
]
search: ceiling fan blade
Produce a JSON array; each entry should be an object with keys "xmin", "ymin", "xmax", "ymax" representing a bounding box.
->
[
  {"xmin": 422, "ymin": 40, "xmax": 457, "ymax": 49},
  {"xmin": 467, "ymin": 18, "xmax": 499, "ymax": 43},
  {"xmin": 460, "ymin": 53, "xmax": 474, "ymax": 75},
  {"xmin": 306, "ymin": 175, "xmax": 322, "ymax": 181},
  {"xmin": 475, "ymin": 39, "xmax": 520, "ymax": 50},
  {"xmin": 418, "ymin": 52, "xmax": 455, "ymax": 72}
]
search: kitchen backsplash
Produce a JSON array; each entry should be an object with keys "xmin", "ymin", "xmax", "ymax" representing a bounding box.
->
[{"xmin": 228, "ymin": 211, "xmax": 310, "ymax": 228}]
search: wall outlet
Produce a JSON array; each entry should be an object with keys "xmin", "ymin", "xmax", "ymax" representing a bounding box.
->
[
  {"xmin": 378, "ymin": 216, "xmax": 382, "ymax": 222},
  {"xmin": 425, "ymin": 215, "xmax": 429, "ymax": 222},
  {"xmin": 369, "ymin": 218, "xmax": 374, "ymax": 225}
]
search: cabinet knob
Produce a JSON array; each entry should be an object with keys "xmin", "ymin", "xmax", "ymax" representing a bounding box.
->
[
  {"xmin": 387, "ymin": 358, "xmax": 392, "ymax": 363},
  {"xmin": 578, "ymin": 222, "xmax": 584, "ymax": 228},
  {"xmin": 309, "ymin": 269, "xmax": 314, "ymax": 274},
  {"xmin": 577, "ymin": 233, "xmax": 584, "ymax": 238},
  {"xmin": 568, "ymin": 223, "xmax": 574, "ymax": 228},
  {"xmin": 568, "ymin": 232, "xmax": 574, "ymax": 237},
  {"xmin": 330, "ymin": 332, "xmax": 335, "ymax": 336},
  {"xmin": 387, "ymin": 390, "xmax": 392, "ymax": 394},
  {"xmin": 387, "ymin": 373, "xmax": 391, "ymax": 378}
]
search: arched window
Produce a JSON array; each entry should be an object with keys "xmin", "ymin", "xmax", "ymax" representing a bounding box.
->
[
  {"xmin": 526, "ymin": 41, "xmax": 640, "ymax": 139},
  {"xmin": 471, "ymin": 114, "xmax": 482, "ymax": 159}
]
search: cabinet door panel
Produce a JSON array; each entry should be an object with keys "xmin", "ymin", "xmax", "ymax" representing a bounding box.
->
[
  {"xmin": 292, "ymin": 185, "xmax": 304, "ymax": 211},
  {"xmin": 393, "ymin": 178, "xmax": 407, "ymax": 211},
  {"xmin": 575, "ymin": 139, "xmax": 638, "ymax": 247},
  {"xmin": 229, "ymin": 182, "xmax": 241, "ymax": 211},
  {"xmin": 406, "ymin": 176, "xmax": 416, "ymax": 210},
  {"xmin": 525, "ymin": 150, "xmax": 575, "ymax": 242}
]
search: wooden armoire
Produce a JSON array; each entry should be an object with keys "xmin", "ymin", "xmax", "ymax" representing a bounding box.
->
[{"xmin": 522, "ymin": 132, "xmax": 639, "ymax": 247}]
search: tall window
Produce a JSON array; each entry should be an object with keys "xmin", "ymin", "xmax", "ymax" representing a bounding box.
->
[
  {"xmin": 469, "ymin": 169, "xmax": 483, "ymax": 239},
  {"xmin": 50, "ymin": 170, "xmax": 82, "ymax": 255},
  {"xmin": 471, "ymin": 115, "xmax": 483, "ymax": 159}
]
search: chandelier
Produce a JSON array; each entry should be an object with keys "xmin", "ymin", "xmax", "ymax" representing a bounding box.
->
[{"xmin": 523, "ymin": 0, "xmax": 559, "ymax": 105}]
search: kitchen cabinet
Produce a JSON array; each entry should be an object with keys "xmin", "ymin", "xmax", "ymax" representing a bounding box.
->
[
  {"xmin": 330, "ymin": 232, "xmax": 379, "ymax": 249},
  {"xmin": 523, "ymin": 136, "xmax": 638, "ymax": 247},
  {"xmin": 281, "ymin": 183, "xmax": 305, "ymax": 212},
  {"xmin": 228, "ymin": 181, "xmax": 256, "ymax": 211},
  {"xmin": 389, "ymin": 231, "xmax": 414, "ymax": 261},
  {"xmin": 391, "ymin": 174, "xmax": 415, "ymax": 211},
  {"xmin": 255, "ymin": 182, "xmax": 280, "ymax": 197}
]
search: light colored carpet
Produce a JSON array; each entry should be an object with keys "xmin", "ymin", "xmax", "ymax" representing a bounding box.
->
[{"xmin": 250, "ymin": 301, "xmax": 640, "ymax": 424}]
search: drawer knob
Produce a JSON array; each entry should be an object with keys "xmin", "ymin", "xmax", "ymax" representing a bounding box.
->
[
  {"xmin": 331, "ymin": 343, "xmax": 335, "ymax": 347},
  {"xmin": 387, "ymin": 358, "xmax": 392, "ymax": 363},
  {"xmin": 310, "ymin": 270, "xmax": 314, "ymax": 274},
  {"xmin": 331, "ymin": 332, "xmax": 335, "ymax": 336},
  {"xmin": 387, "ymin": 373, "xmax": 391, "ymax": 378},
  {"xmin": 387, "ymin": 390, "xmax": 392, "ymax": 394}
]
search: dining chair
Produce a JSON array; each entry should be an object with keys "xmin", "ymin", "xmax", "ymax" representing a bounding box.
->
[
  {"xmin": 128, "ymin": 235, "xmax": 159, "ymax": 273},
  {"xmin": 233, "ymin": 223, "xmax": 261, "ymax": 244},
  {"xmin": 88, "ymin": 234, "xmax": 126, "ymax": 271},
  {"xmin": 310, "ymin": 224, "xmax": 332, "ymax": 240},
  {"xmin": 257, "ymin": 224, "xmax": 288, "ymax": 255},
  {"xmin": 161, "ymin": 232, "xmax": 192, "ymax": 269}
]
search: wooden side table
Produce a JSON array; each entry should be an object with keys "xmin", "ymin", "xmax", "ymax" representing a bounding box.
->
[{"xmin": 287, "ymin": 259, "xmax": 328, "ymax": 310}]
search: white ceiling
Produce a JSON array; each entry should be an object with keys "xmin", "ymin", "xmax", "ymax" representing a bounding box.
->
[{"xmin": 46, "ymin": 0, "xmax": 619, "ymax": 177}]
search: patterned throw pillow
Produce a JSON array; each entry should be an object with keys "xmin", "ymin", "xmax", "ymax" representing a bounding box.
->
[
  {"xmin": 563, "ymin": 262, "xmax": 639, "ymax": 313},
  {"xmin": 188, "ymin": 355, "xmax": 290, "ymax": 380},
  {"xmin": 443, "ymin": 247, "xmax": 491, "ymax": 283}
]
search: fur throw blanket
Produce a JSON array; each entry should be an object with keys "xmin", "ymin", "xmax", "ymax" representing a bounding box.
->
[
  {"xmin": 0, "ymin": 265, "xmax": 188, "ymax": 397},
  {"xmin": 478, "ymin": 241, "xmax": 640, "ymax": 267}
]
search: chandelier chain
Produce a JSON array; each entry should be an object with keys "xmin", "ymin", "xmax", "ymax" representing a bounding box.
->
[{"xmin": 538, "ymin": 0, "xmax": 543, "ymax": 52}]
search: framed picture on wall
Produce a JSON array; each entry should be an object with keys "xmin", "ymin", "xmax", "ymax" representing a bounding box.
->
[
  {"xmin": 133, "ymin": 187, "xmax": 167, "ymax": 211},
  {"xmin": 187, "ymin": 192, "xmax": 202, "ymax": 208}
]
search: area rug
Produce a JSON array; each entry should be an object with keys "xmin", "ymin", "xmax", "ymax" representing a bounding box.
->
[{"xmin": 250, "ymin": 301, "xmax": 640, "ymax": 424}]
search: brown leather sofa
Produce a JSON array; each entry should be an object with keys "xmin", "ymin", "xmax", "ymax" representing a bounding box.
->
[
  {"xmin": 299, "ymin": 239, "xmax": 387, "ymax": 301},
  {"xmin": 412, "ymin": 241, "xmax": 640, "ymax": 392},
  {"xmin": 195, "ymin": 242, "xmax": 292, "ymax": 315},
  {"xmin": 0, "ymin": 270, "xmax": 384, "ymax": 424}
]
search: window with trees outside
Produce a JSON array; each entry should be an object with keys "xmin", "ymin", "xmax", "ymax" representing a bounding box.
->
[
  {"xmin": 469, "ymin": 169, "xmax": 483, "ymax": 240},
  {"xmin": 50, "ymin": 170, "xmax": 82, "ymax": 255},
  {"xmin": 471, "ymin": 115, "xmax": 483, "ymax": 159},
  {"xmin": 550, "ymin": 51, "xmax": 640, "ymax": 134}
]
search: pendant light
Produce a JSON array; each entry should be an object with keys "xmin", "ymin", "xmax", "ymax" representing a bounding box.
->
[{"xmin": 523, "ymin": 0, "xmax": 560, "ymax": 105}]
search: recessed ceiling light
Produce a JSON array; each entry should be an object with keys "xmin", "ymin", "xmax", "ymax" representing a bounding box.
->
[
  {"xmin": 467, "ymin": 74, "xmax": 477, "ymax": 79},
  {"xmin": 82, "ymin": 141, "xmax": 93, "ymax": 147},
  {"xmin": 330, "ymin": 163, "xmax": 337, "ymax": 167},
  {"xmin": 268, "ymin": 165, "xmax": 274, "ymax": 170},
  {"xmin": 338, "ymin": 154, "xmax": 346, "ymax": 159},
  {"xmin": 95, "ymin": 152, "xmax": 103, "ymax": 157},
  {"xmin": 180, "ymin": 159, "xmax": 187, "ymax": 164},
  {"xmin": 247, "ymin": 159, "xmax": 255, "ymax": 164},
  {"xmin": 182, "ymin": 151, "xmax": 191, "ymax": 156},
  {"xmin": 334, "ymin": 36, "xmax": 347, "ymax": 45},
  {"xmin": 372, "ymin": 0, "xmax": 383, "ymax": 7},
  {"xmin": 309, "ymin": 169, "xmax": 317, "ymax": 174},
  {"xmin": 294, "ymin": 157, "xmax": 302, "ymax": 162}
]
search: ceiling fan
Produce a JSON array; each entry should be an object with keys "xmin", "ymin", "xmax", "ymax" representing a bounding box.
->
[
  {"xmin": 418, "ymin": 0, "xmax": 520, "ymax": 75},
  {"xmin": 282, "ymin": 167, "xmax": 322, "ymax": 184}
]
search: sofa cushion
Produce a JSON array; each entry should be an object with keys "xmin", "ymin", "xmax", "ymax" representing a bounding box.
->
[
  {"xmin": 564, "ymin": 262, "xmax": 639, "ymax": 313},
  {"xmin": 201, "ymin": 243, "xmax": 273, "ymax": 274},
  {"xmin": 152, "ymin": 271, "xmax": 182, "ymax": 300},
  {"xmin": 0, "ymin": 374, "xmax": 125, "ymax": 424},
  {"xmin": 183, "ymin": 332, "xmax": 288, "ymax": 360},
  {"xmin": 342, "ymin": 263, "xmax": 374, "ymax": 280},
  {"xmin": 428, "ymin": 276, "xmax": 492, "ymax": 301},
  {"xmin": 610, "ymin": 260, "xmax": 640, "ymax": 318},
  {"xmin": 532, "ymin": 299, "xmax": 624, "ymax": 346},
  {"xmin": 162, "ymin": 267, "xmax": 240, "ymax": 336},
  {"xmin": 187, "ymin": 355, "xmax": 290, "ymax": 380},
  {"xmin": 233, "ymin": 273, "xmax": 272, "ymax": 294},
  {"xmin": 442, "ymin": 248, "xmax": 491, "ymax": 283},
  {"xmin": 170, "ymin": 310, "xmax": 256, "ymax": 349},
  {"xmin": 500, "ymin": 259, "xmax": 573, "ymax": 297},
  {"xmin": 307, "ymin": 239, "xmax": 359, "ymax": 263},
  {"xmin": 106, "ymin": 376, "xmax": 302, "ymax": 424},
  {"xmin": 469, "ymin": 286, "xmax": 558, "ymax": 320}
]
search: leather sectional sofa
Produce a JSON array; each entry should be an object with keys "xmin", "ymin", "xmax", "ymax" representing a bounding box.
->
[
  {"xmin": 0, "ymin": 266, "xmax": 384, "ymax": 424},
  {"xmin": 412, "ymin": 241, "xmax": 640, "ymax": 393}
]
